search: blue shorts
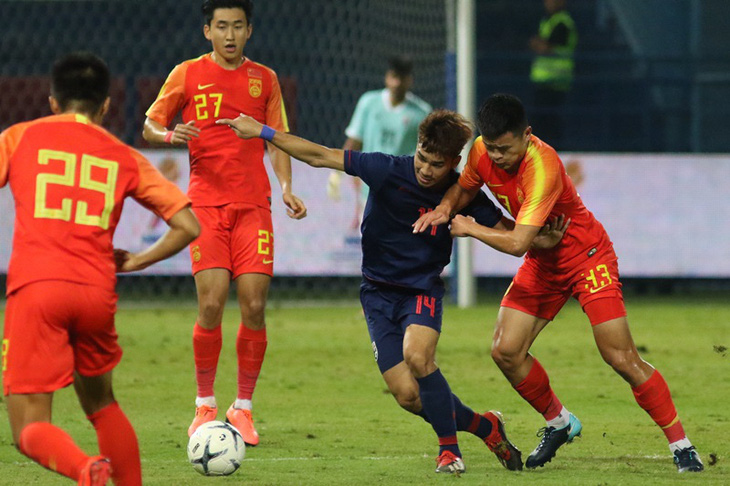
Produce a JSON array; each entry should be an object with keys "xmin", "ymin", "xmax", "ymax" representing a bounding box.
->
[{"xmin": 360, "ymin": 279, "xmax": 444, "ymax": 373}]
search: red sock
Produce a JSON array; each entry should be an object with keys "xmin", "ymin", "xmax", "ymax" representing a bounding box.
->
[
  {"xmin": 193, "ymin": 322, "xmax": 222, "ymax": 398},
  {"xmin": 632, "ymin": 369, "xmax": 686, "ymax": 443},
  {"xmin": 236, "ymin": 324, "xmax": 267, "ymax": 401},
  {"xmin": 18, "ymin": 422, "xmax": 89, "ymax": 480},
  {"xmin": 514, "ymin": 358, "xmax": 563, "ymax": 421},
  {"xmin": 87, "ymin": 402, "xmax": 141, "ymax": 486}
]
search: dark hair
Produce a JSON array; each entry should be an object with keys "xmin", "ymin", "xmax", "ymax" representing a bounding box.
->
[
  {"xmin": 418, "ymin": 109, "xmax": 473, "ymax": 159},
  {"xmin": 387, "ymin": 55, "xmax": 414, "ymax": 78},
  {"xmin": 51, "ymin": 51, "xmax": 110, "ymax": 113},
  {"xmin": 477, "ymin": 93, "xmax": 528, "ymax": 140},
  {"xmin": 202, "ymin": 0, "xmax": 253, "ymax": 25}
]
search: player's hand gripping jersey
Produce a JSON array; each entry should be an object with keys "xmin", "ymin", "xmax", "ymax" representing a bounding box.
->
[
  {"xmin": 0, "ymin": 114, "xmax": 190, "ymax": 295},
  {"xmin": 460, "ymin": 135, "xmax": 612, "ymax": 273},
  {"xmin": 146, "ymin": 54, "xmax": 289, "ymax": 208},
  {"xmin": 345, "ymin": 151, "xmax": 502, "ymax": 291}
]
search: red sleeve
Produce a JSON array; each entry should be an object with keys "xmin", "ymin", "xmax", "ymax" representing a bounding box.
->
[
  {"xmin": 515, "ymin": 143, "xmax": 562, "ymax": 226},
  {"xmin": 145, "ymin": 62, "xmax": 188, "ymax": 127},
  {"xmin": 458, "ymin": 138, "xmax": 486, "ymax": 192},
  {"xmin": 264, "ymin": 68, "xmax": 289, "ymax": 133},
  {"xmin": 131, "ymin": 150, "xmax": 191, "ymax": 221},
  {"xmin": 0, "ymin": 124, "xmax": 27, "ymax": 187}
]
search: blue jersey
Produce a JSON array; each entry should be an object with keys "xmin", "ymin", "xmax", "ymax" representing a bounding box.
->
[{"xmin": 344, "ymin": 150, "xmax": 502, "ymax": 291}]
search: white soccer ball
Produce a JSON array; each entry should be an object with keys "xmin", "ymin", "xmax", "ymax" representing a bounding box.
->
[{"xmin": 187, "ymin": 420, "xmax": 245, "ymax": 476}]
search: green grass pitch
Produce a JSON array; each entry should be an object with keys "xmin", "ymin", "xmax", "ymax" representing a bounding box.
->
[{"xmin": 0, "ymin": 295, "xmax": 727, "ymax": 485}]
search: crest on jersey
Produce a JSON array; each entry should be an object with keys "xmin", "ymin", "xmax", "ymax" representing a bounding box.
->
[
  {"xmin": 517, "ymin": 187, "xmax": 525, "ymax": 204},
  {"xmin": 192, "ymin": 245, "xmax": 202, "ymax": 263},
  {"xmin": 249, "ymin": 79, "xmax": 262, "ymax": 98}
]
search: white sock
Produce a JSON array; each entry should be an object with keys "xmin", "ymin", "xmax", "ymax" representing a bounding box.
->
[
  {"xmin": 546, "ymin": 407, "xmax": 570, "ymax": 429},
  {"xmin": 669, "ymin": 437, "xmax": 692, "ymax": 453},
  {"xmin": 196, "ymin": 396, "xmax": 217, "ymax": 408},
  {"xmin": 234, "ymin": 399, "xmax": 253, "ymax": 410}
]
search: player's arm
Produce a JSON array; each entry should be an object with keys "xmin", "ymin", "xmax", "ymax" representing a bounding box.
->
[
  {"xmin": 450, "ymin": 216, "xmax": 541, "ymax": 257},
  {"xmin": 115, "ymin": 207, "xmax": 200, "ymax": 272},
  {"xmin": 327, "ymin": 138, "xmax": 361, "ymax": 200},
  {"xmin": 267, "ymin": 142, "xmax": 307, "ymax": 219},
  {"xmin": 497, "ymin": 214, "xmax": 570, "ymax": 249},
  {"xmin": 412, "ymin": 182, "xmax": 478, "ymax": 233},
  {"xmin": 142, "ymin": 117, "xmax": 200, "ymax": 146},
  {"xmin": 216, "ymin": 114, "xmax": 345, "ymax": 171}
]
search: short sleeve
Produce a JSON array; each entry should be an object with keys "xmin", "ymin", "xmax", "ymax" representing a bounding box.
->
[
  {"xmin": 131, "ymin": 150, "xmax": 191, "ymax": 220},
  {"xmin": 515, "ymin": 145, "xmax": 563, "ymax": 227},
  {"xmin": 344, "ymin": 92, "xmax": 372, "ymax": 141},
  {"xmin": 0, "ymin": 124, "xmax": 25, "ymax": 187},
  {"xmin": 145, "ymin": 63, "xmax": 188, "ymax": 127},
  {"xmin": 265, "ymin": 69, "xmax": 289, "ymax": 133},
  {"xmin": 343, "ymin": 150, "xmax": 392, "ymax": 192},
  {"xmin": 461, "ymin": 190, "xmax": 502, "ymax": 228},
  {"xmin": 458, "ymin": 141, "xmax": 485, "ymax": 192}
]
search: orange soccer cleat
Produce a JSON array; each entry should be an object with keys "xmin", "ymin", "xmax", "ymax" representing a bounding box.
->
[
  {"xmin": 434, "ymin": 450, "xmax": 465, "ymax": 474},
  {"xmin": 188, "ymin": 404, "xmax": 218, "ymax": 437},
  {"xmin": 78, "ymin": 456, "xmax": 111, "ymax": 486},
  {"xmin": 226, "ymin": 405, "xmax": 259, "ymax": 446}
]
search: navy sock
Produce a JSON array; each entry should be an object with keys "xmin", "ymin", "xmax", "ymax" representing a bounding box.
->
[
  {"xmin": 452, "ymin": 394, "xmax": 493, "ymax": 440},
  {"xmin": 416, "ymin": 369, "xmax": 460, "ymax": 457}
]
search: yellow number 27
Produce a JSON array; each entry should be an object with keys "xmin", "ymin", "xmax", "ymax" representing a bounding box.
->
[{"xmin": 35, "ymin": 149, "xmax": 119, "ymax": 229}]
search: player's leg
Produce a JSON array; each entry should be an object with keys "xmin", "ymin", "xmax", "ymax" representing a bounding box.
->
[
  {"xmin": 4, "ymin": 282, "xmax": 111, "ymax": 484},
  {"xmin": 71, "ymin": 283, "xmax": 138, "ymax": 485},
  {"xmin": 496, "ymin": 260, "xmax": 584, "ymax": 468},
  {"xmin": 188, "ymin": 206, "xmax": 233, "ymax": 435},
  {"xmin": 75, "ymin": 371, "xmax": 140, "ymax": 486},
  {"xmin": 589, "ymin": 305, "xmax": 703, "ymax": 472},
  {"xmin": 227, "ymin": 272, "xmax": 271, "ymax": 446},
  {"xmin": 402, "ymin": 323, "xmax": 464, "ymax": 473},
  {"xmin": 225, "ymin": 204, "xmax": 275, "ymax": 446}
]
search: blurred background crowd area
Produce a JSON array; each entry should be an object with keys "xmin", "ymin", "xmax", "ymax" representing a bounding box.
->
[{"xmin": 1, "ymin": 0, "xmax": 729, "ymax": 154}]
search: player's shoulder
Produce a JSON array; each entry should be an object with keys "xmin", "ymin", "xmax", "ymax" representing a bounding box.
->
[
  {"xmin": 469, "ymin": 136, "xmax": 487, "ymax": 157},
  {"xmin": 245, "ymin": 59, "xmax": 279, "ymax": 79},
  {"xmin": 527, "ymin": 135, "xmax": 561, "ymax": 167},
  {"xmin": 405, "ymin": 92, "xmax": 432, "ymax": 113}
]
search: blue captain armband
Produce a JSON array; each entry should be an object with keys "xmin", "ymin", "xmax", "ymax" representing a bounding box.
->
[{"xmin": 260, "ymin": 125, "xmax": 276, "ymax": 141}]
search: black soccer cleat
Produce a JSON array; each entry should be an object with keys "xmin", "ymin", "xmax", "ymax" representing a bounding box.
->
[
  {"xmin": 525, "ymin": 413, "xmax": 582, "ymax": 469},
  {"xmin": 483, "ymin": 410, "xmax": 523, "ymax": 471},
  {"xmin": 673, "ymin": 446, "xmax": 704, "ymax": 473}
]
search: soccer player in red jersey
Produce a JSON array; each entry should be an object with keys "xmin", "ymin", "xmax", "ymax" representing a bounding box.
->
[
  {"xmin": 0, "ymin": 52, "xmax": 200, "ymax": 486},
  {"xmin": 414, "ymin": 94, "xmax": 704, "ymax": 473},
  {"xmin": 142, "ymin": 0, "xmax": 307, "ymax": 445}
]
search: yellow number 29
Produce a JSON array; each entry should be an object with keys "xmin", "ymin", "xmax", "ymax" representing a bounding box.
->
[{"xmin": 35, "ymin": 149, "xmax": 119, "ymax": 229}]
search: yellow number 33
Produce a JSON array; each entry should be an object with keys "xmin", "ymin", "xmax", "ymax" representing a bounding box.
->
[{"xmin": 35, "ymin": 149, "xmax": 119, "ymax": 230}]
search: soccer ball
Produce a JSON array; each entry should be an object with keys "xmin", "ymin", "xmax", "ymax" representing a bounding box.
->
[{"xmin": 187, "ymin": 420, "xmax": 245, "ymax": 476}]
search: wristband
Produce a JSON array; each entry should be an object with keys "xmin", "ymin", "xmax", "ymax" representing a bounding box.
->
[
  {"xmin": 260, "ymin": 125, "xmax": 276, "ymax": 142},
  {"xmin": 163, "ymin": 131, "xmax": 174, "ymax": 144}
]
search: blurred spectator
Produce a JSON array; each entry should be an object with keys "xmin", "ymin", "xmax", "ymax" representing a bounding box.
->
[
  {"xmin": 327, "ymin": 55, "xmax": 432, "ymax": 230},
  {"xmin": 529, "ymin": 0, "xmax": 577, "ymax": 145}
]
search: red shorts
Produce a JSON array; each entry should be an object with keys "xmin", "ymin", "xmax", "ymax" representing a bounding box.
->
[
  {"xmin": 501, "ymin": 247, "xmax": 627, "ymax": 325},
  {"xmin": 190, "ymin": 203, "xmax": 274, "ymax": 278},
  {"xmin": 2, "ymin": 281, "xmax": 122, "ymax": 396}
]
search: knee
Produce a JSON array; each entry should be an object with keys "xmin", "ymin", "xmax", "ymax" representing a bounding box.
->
[
  {"xmin": 240, "ymin": 297, "xmax": 266, "ymax": 324},
  {"xmin": 602, "ymin": 350, "xmax": 644, "ymax": 381},
  {"xmin": 403, "ymin": 351, "xmax": 433, "ymax": 378},
  {"xmin": 198, "ymin": 298, "xmax": 225, "ymax": 325},
  {"xmin": 491, "ymin": 341, "xmax": 523, "ymax": 372}
]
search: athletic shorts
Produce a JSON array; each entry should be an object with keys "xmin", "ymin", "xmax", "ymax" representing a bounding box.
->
[
  {"xmin": 190, "ymin": 203, "xmax": 274, "ymax": 278},
  {"xmin": 501, "ymin": 246, "xmax": 627, "ymax": 325},
  {"xmin": 2, "ymin": 280, "xmax": 121, "ymax": 396},
  {"xmin": 360, "ymin": 279, "xmax": 445, "ymax": 374}
]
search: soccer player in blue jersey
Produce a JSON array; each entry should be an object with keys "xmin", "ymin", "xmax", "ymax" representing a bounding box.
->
[{"xmin": 217, "ymin": 109, "xmax": 567, "ymax": 474}]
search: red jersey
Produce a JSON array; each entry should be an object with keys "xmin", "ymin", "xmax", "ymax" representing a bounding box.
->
[
  {"xmin": 0, "ymin": 114, "xmax": 191, "ymax": 295},
  {"xmin": 146, "ymin": 54, "xmax": 289, "ymax": 208},
  {"xmin": 460, "ymin": 135, "xmax": 612, "ymax": 273}
]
